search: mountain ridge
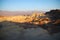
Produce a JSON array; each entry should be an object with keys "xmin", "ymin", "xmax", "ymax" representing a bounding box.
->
[{"xmin": 0, "ymin": 10, "xmax": 45, "ymax": 16}]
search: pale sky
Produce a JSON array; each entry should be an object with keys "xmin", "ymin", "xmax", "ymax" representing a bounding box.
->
[{"xmin": 0, "ymin": 0, "xmax": 60, "ymax": 11}]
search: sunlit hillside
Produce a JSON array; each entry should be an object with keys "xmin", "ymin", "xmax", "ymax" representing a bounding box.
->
[{"xmin": 0, "ymin": 12, "xmax": 50, "ymax": 25}]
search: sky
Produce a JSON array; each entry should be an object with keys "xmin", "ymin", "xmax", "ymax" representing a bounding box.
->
[{"xmin": 0, "ymin": 0, "xmax": 60, "ymax": 11}]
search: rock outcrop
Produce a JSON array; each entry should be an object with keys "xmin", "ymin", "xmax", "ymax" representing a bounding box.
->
[{"xmin": 0, "ymin": 12, "xmax": 50, "ymax": 25}]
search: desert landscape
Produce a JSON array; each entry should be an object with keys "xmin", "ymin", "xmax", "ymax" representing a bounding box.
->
[
  {"xmin": 0, "ymin": 0, "xmax": 60, "ymax": 40},
  {"xmin": 0, "ymin": 9, "xmax": 60, "ymax": 40}
]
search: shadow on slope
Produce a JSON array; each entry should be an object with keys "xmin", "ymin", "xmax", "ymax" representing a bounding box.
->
[{"xmin": 0, "ymin": 21, "xmax": 60, "ymax": 40}]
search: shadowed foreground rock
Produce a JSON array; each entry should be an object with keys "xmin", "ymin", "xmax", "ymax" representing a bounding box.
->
[{"xmin": 0, "ymin": 21, "xmax": 60, "ymax": 40}]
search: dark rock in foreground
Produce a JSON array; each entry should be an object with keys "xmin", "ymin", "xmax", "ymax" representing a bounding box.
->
[{"xmin": 0, "ymin": 21, "xmax": 60, "ymax": 40}]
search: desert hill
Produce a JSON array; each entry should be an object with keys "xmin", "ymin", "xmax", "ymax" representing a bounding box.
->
[
  {"xmin": 0, "ymin": 9, "xmax": 60, "ymax": 25},
  {"xmin": 0, "ymin": 11, "xmax": 50, "ymax": 25}
]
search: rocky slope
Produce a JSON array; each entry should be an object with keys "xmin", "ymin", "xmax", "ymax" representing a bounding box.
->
[{"xmin": 0, "ymin": 12, "xmax": 50, "ymax": 25}]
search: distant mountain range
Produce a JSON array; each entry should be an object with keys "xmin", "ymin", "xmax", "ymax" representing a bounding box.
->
[{"xmin": 0, "ymin": 10, "xmax": 44, "ymax": 16}]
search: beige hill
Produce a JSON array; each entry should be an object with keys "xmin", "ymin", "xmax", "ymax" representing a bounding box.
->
[{"xmin": 0, "ymin": 12, "xmax": 50, "ymax": 25}]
